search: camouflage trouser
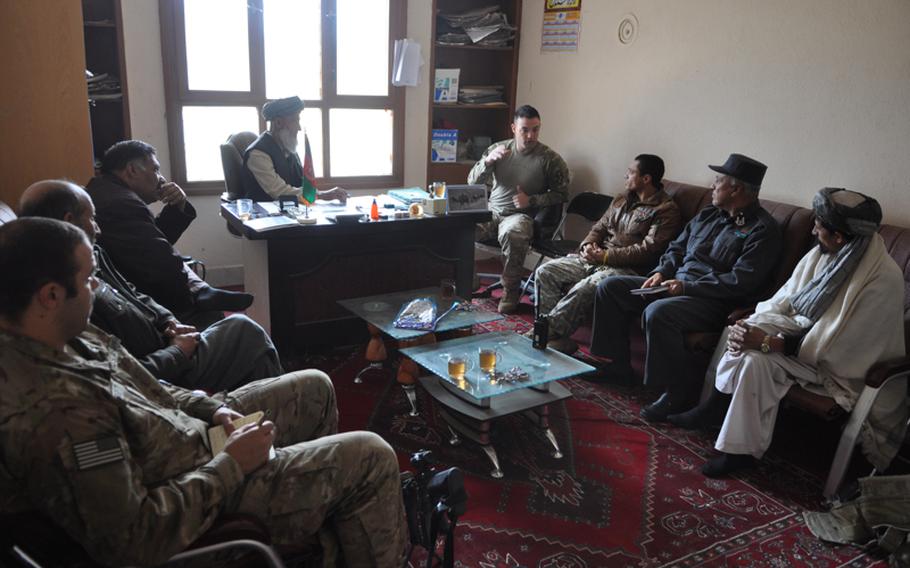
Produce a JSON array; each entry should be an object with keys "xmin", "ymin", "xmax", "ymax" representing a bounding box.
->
[
  {"xmin": 535, "ymin": 255, "xmax": 637, "ymax": 337},
  {"xmin": 221, "ymin": 370, "xmax": 405, "ymax": 567},
  {"xmin": 476, "ymin": 212, "xmax": 534, "ymax": 290}
]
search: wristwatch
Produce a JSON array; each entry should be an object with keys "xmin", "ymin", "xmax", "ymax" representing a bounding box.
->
[{"xmin": 760, "ymin": 334, "xmax": 773, "ymax": 354}]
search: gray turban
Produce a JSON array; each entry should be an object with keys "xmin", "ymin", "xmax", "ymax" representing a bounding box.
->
[
  {"xmin": 812, "ymin": 187, "xmax": 882, "ymax": 237},
  {"xmin": 262, "ymin": 96, "xmax": 305, "ymax": 121},
  {"xmin": 790, "ymin": 187, "xmax": 882, "ymax": 323}
]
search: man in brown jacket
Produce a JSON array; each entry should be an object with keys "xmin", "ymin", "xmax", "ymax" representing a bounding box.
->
[{"xmin": 534, "ymin": 154, "xmax": 681, "ymax": 353}]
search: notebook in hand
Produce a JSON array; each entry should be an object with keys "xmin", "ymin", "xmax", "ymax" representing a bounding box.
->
[{"xmin": 208, "ymin": 411, "xmax": 276, "ymax": 460}]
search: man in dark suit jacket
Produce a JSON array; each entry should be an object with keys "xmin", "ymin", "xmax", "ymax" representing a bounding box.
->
[
  {"xmin": 20, "ymin": 180, "xmax": 283, "ymax": 392},
  {"xmin": 86, "ymin": 140, "xmax": 252, "ymax": 328}
]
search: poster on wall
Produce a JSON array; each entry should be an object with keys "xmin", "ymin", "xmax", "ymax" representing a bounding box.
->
[{"xmin": 542, "ymin": 0, "xmax": 582, "ymax": 52}]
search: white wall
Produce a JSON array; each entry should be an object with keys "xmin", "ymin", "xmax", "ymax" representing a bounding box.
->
[
  {"xmin": 516, "ymin": 0, "xmax": 910, "ymax": 226},
  {"xmin": 123, "ymin": 0, "xmax": 910, "ymax": 283}
]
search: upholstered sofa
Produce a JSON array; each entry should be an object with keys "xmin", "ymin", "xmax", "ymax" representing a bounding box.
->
[{"xmin": 657, "ymin": 181, "xmax": 910, "ymax": 499}]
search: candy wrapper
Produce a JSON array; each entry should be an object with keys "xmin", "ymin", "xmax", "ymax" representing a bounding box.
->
[{"xmin": 393, "ymin": 297, "xmax": 437, "ymax": 331}]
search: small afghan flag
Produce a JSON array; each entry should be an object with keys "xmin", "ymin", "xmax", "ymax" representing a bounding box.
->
[{"xmin": 300, "ymin": 133, "xmax": 318, "ymax": 205}]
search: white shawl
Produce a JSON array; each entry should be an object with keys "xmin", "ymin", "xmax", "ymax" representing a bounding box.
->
[{"xmin": 747, "ymin": 233, "xmax": 907, "ymax": 469}]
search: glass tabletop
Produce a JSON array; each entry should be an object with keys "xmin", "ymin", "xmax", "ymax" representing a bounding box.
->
[
  {"xmin": 338, "ymin": 287, "xmax": 503, "ymax": 340},
  {"xmin": 400, "ymin": 331, "xmax": 596, "ymax": 399}
]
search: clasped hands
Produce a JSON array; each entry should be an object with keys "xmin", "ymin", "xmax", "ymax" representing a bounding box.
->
[
  {"xmin": 212, "ymin": 406, "xmax": 276, "ymax": 475},
  {"xmin": 726, "ymin": 319, "xmax": 777, "ymax": 354}
]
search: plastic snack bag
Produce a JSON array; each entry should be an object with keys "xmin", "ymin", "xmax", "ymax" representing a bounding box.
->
[{"xmin": 393, "ymin": 297, "xmax": 437, "ymax": 331}]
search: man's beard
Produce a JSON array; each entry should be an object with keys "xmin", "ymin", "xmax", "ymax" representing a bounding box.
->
[{"xmin": 277, "ymin": 128, "xmax": 299, "ymax": 152}]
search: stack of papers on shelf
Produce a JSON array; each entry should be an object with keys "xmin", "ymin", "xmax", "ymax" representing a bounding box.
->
[
  {"xmin": 86, "ymin": 70, "xmax": 122, "ymax": 102},
  {"xmin": 459, "ymin": 85, "xmax": 504, "ymax": 104},
  {"xmin": 437, "ymin": 5, "xmax": 516, "ymax": 47}
]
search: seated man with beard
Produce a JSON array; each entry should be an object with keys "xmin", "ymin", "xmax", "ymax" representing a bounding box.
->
[
  {"xmin": 670, "ymin": 188, "xmax": 907, "ymax": 478},
  {"xmin": 242, "ymin": 95, "xmax": 348, "ymax": 203}
]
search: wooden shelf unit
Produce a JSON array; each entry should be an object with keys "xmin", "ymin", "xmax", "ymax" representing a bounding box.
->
[
  {"xmin": 426, "ymin": 0, "xmax": 521, "ymax": 186},
  {"xmin": 82, "ymin": 0, "xmax": 130, "ymax": 166}
]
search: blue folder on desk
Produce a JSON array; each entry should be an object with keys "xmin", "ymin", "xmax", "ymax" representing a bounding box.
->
[{"xmin": 388, "ymin": 187, "xmax": 430, "ymax": 204}]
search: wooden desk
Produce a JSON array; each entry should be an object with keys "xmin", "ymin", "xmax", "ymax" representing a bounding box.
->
[{"xmin": 221, "ymin": 202, "xmax": 491, "ymax": 352}]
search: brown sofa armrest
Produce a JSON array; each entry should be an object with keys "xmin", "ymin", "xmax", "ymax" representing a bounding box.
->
[{"xmin": 866, "ymin": 357, "xmax": 910, "ymax": 388}]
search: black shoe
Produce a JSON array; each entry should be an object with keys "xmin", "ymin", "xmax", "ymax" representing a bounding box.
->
[
  {"xmin": 701, "ymin": 453, "xmax": 757, "ymax": 478},
  {"xmin": 639, "ymin": 391, "xmax": 688, "ymax": 423},
  {"xmin": 667, "ymin": 404, "xmax": 723, "ymax": 430},
  {"xmin": 667, "ymin": 389, "xmax": 731, "ymax": 430},
  {"xmin": 195, "ymin": 286, "xmax": 254, "ymax": 312}
]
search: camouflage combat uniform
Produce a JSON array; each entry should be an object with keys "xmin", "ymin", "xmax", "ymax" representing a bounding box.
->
[
  {"xmin": 468, "ymin": 139, "xmax": 570, "ymax": 291},
  {"xmin": 0, "ymin": 325, "xmax": 405, "ymax": 567},
  {"xmin": 536, "ymin": 189, "xmax": 680, "ymax": 338}
]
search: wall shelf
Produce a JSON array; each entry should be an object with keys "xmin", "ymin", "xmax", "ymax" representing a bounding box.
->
[{"xmin": 426, "ymin": 0, "xmax": 521, "ymax": 186}]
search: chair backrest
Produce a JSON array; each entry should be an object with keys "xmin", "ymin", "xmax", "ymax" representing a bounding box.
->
[
  {"xmin": 0, "ymin": 202, "xmax": 16, "ymax": 226},
  {"xmin": 878, "ymin": 223, "xmax": 910, "ymax": 354},
  {"xmin": 221, "ymin": 131, "xmax": 258, "ymax": 200},
  {"xmin": 565, "ymin": 192, "xmax": 613, "ymax": 222}
]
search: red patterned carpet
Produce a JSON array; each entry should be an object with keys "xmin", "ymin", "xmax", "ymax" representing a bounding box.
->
[{"xmin": 296, "ymin": 297, "xmax": 884, "ymax": 568}]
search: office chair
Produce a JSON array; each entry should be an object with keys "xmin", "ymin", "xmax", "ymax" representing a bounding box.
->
[
  {"xmin": 0, "ymin": 512, "xmax": 288, "ymax": 568},
  {"xmin": 473, "ymin": 202, "xmax": 564, "ymax": 298},
  {"xmin": 221, "ymin": 131, "xmax": 258, "ymax": 200},
  {"xmin": 524, "ymin": 192, "xmax": 613, "ymax": 300},
  {"xmin": 220, "ymin": 131, "xmax": 258, "ymax": 237}
]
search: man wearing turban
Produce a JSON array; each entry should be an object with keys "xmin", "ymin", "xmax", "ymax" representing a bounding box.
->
[
  {"xmin": 242, "ymin": 96, "xmax": 348, "ymax": 203},
  {"xmin": 671, "ymin": 188, "xmax": 907, "ymax": 478}
]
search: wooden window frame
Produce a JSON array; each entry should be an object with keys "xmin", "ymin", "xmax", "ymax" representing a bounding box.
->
[{"xmin": 159, "ymin": 0, "xmax": 406, "ymax": 195}]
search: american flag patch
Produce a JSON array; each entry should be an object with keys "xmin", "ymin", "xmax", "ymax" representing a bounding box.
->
[{"xmin": 72, "ymin": 437, "xmax": 124, "ymax": 471}]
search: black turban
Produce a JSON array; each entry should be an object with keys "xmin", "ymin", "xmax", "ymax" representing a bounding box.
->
[
  {"xmin": 812, "ymin": 187, "xmax": 882, "ymax": 237},
  {"xmin": 262, "ymin": 96, "xmax": 305, "ymax": 121}
]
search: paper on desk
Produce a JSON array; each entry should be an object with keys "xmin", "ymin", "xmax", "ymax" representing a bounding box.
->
[
  {"xmin": 392, "ymin": 39, "xmax": 423, "ymax": 87},
  {"xmin": 260, "ymin": 202, "xmax": 281, "ymax": 215}
]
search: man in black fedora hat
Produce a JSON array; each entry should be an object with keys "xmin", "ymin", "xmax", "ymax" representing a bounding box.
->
[
  {"xmin": 589, "ymin": 153, "xmax": 782, "ymax": 422},
  {"xmin": 242, "ymin": 95, "xmax": 348, "ymax": 203}
]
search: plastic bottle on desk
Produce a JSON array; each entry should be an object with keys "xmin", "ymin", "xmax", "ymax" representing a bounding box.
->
[{"xmin": 370, "ymin": 198, "xmax": 379, "ymax": 221}]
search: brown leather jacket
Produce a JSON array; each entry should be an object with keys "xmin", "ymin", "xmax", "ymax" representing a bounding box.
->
[{"xmin": 580, "ymin": 189, "xmax": 681, "ymax": 272}]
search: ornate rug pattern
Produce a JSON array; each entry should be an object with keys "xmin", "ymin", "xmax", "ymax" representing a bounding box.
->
[{"xmin": 301, "ymin": 299, "xmax": 882, "ymax": 568}]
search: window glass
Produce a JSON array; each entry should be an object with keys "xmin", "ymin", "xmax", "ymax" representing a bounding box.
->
[
  {"xmin": 264, "ymin": 0, "xmax": 322, "ymax": 100},
  {"xmin": 182, "ymin": 106, "xmax": 259, "ymax": 181},
  {"xmin": 329, "ymin": 109, "xmax": 393, "ymax": 176},
  {"xmin": 184, "ymin": 0, "xmax": 250, "ymax": 91},
  {"xmin": 336, "ymin": 0, "xmax": 389, "ymax": 96},
  {"xmin": 302, "ymin": 107, "xmax": 324, "ymax": 178}
]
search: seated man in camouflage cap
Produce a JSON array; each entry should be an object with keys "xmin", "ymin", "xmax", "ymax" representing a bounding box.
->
[
  {"xmin": 673, "ymin": 188, "xmax": 906, "ymax": 478},
  {"xmin": 0, "ymin": 217, "xmax": 406, "ymax": 566},
  {"xmin": 242, "ymin": 95, "xmax": 348, "ymax": 203},
  {"xmin": 468, "ymin": 104, "xmax": 570, "ymax": 313}
]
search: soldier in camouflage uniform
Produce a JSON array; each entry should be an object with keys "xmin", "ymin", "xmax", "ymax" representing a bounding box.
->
[
  {"xmin": 534, "ymin": 155, "xmax": 681, "ymax": 354},
  {"xmin": 0, "ymin": 218, "xmax": 405, "ymax": 567},
  {"xmin": 468, "ymin": 105, "xmax": 570, "ymax": 313}
]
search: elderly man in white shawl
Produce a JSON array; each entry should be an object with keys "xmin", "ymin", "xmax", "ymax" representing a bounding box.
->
[{"xmin": 668, "ymin": 187, "xmax": 906, "ymax": 477}]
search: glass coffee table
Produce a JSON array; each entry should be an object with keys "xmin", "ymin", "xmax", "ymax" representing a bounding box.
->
[
  {"xmin": 400, "ymin": 331, "xmax": 596, "ymax": 478},
  {"xmin": 339, "ymin": 288, "xmax": 503, "ymax": 416}
]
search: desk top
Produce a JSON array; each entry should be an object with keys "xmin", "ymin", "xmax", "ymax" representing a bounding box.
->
[
  {"xmin": 221, "ymin": 195, "xmax": 491, "ymax": 239},
  {"xmin": 401, "ymin": 331, "xmax": 596, "ymax": 399},
  {"xmin": 338, "ymin": 287, "xmax": 502, "ymax": 340}
]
